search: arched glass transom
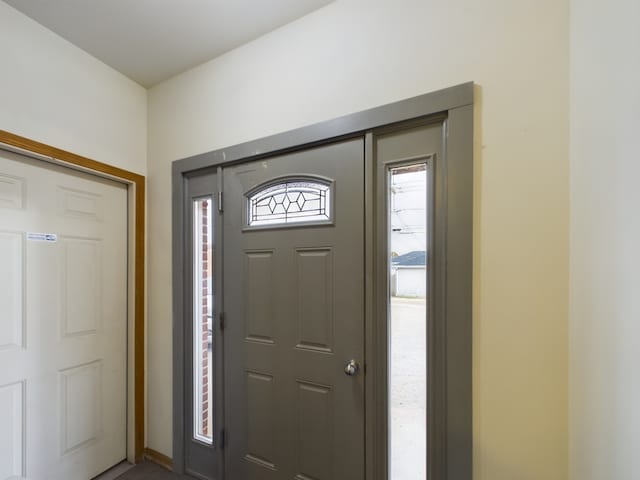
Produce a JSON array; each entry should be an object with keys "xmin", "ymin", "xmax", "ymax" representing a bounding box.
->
[{"xmin": 247, "ymin": 178, "xmax": 332, "ymax": 227}]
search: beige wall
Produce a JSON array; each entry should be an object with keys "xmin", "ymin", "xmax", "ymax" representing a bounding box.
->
[
  {"xmin": 0, "ymin": 1, "xmax": 147, "ymax": 174},
  {"xmin": 1, "ymin": 1, "xmax": 147, "ymax": 458},
  {"xmin": 8, "ymin": 0, "xmax": 640, "ymax": 476},
  {"xmin": 148, "ymin": 1, "xmax": 570, "ymax": 478},
  {"xmin": 569, "ymin": 0, "xmax": 640, "ymax": 478}
]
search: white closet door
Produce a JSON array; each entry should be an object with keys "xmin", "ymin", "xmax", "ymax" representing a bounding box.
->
[{"xmin": 0, "ymin": 149, "xmax": 127, "ymax": 480}]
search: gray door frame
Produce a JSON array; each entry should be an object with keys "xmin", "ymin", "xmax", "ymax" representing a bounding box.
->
[
  {"xmin": 172, "ymin": 82, "xmax": 473, "ymax": 480},
  {"xmin": 175, "ymin": 168, "xmax": 224, "ymax": 479}
]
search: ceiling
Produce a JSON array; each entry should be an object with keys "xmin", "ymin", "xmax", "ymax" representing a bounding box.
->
[{"xmin": 4, "ymin": 0, "xmax": 333, "ymax": 87}]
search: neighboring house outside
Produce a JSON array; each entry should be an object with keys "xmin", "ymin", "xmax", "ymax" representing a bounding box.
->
[
  {"xmin": 391, "ymin": 250, "xmax": 426, "ymax": 298},
  {"xmin": 389, "ymin": 166, "xmax": 427, "ymax": 298}
]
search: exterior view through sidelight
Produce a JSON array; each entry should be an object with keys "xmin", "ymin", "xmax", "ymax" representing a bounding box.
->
[
  {"xmin": 388, "ymin": 163, "xmax": 428, "ymax": 480},
  {"xmin": 193, "ymin": 198, "xmax": 214, "ymax": 445},
  {"xmin": 173, "ymin": 83, "xmax": 473, "ymax": 480}
]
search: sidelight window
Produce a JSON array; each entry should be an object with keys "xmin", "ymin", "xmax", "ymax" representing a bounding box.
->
[
  {"xmin": 388, "ymin": 163, "xmax": 428, "ymax": 480},
  {"xmin": 193, "ymin": 198, "xmax": 213, "ymax": 444}
]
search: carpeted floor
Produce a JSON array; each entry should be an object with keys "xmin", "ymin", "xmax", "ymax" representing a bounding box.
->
[{"xmin": 113, "ymin": 461, "xmax": 191, "ymax": 480}]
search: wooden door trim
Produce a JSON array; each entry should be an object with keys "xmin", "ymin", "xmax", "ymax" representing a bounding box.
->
[
  {"xmin": 0, "ymin": 129, "xmax": 146, "ymax": 461},
  {"xmin": 143, "ymin": 448, "xmax": 174, "ymax": 470}
]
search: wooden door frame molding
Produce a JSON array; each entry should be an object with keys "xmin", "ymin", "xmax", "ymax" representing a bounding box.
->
[{"xmin": 0, "ymin": 129, "xmax": 146, "ymax": 462}]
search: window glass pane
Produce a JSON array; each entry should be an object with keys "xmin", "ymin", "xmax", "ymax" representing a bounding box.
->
[
  {"xmin": 193, "ymin": 198, "xmax": 213, "ymax": 444},
  {"xmin": 389, "ymin": 164, "xmax": 427, "ymax": 479},
  {"xmin": 247, "ymin": 179, "xmax": 331, "ymax": 226}
]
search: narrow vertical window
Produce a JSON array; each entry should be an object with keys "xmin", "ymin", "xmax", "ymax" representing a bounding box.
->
[
  {"xmin": 388, "ymin": 163, "xmax": 427, "ymax": 479},
  {"xmin": 193, "ymin": 198, "xmax": 213, "ymax": 444}
]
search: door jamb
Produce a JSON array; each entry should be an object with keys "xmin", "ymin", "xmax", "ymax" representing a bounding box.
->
[
  {"xmin": 0, "ymin": 130, "xmax": 146, "ymax": 463},
  {"xmin": 172, "ymin": 82, "xmax": 473, "ymax": 479}
]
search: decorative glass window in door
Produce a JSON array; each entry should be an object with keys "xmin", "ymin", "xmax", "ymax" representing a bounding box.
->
[{"xmin": 247, "ymin": 177, "xmax": 332, "ymax": 227}]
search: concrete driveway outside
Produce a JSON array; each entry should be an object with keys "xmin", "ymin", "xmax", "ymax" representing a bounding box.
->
[{"xmin": 390, "ymin": 296, "xmax": 426, "ymax": 480}]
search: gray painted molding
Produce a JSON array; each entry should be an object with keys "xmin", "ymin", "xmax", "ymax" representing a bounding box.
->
[
  {"xmin": 172, "ymin": 81, "xmax": 473, "ymax": 480},
  {"xmin": 172, "ymin": 82, "xmax": 472, "ymax": 174}
]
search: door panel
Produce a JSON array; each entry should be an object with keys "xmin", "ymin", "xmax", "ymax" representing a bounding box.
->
[
  {"xmin": 0, "ymin": 149, "xmax": 127, "ymax": 480},
  {"xmin": 0, "ymin": 381, "xmax": 23, "ymax": 479},
  {"xmin": 223, "ymin": 138, "xmax": 365, "ymax": 480},
  {"xmin": 0, "ymin": 231, "xmax": 23, "ymax": 350},
  {"xmin": 245, "ymin": 251, "xmax": 276, "ymax": 343}
]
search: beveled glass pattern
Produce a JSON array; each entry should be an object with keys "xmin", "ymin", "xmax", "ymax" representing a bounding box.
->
[{"xmin": 248, "ymin": 180, "xmax": 331, "ymax": 227}]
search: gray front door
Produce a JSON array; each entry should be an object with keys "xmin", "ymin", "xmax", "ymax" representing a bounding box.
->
[{"xmin": 223, "ymin": 138, "xmax": 365, "ymax": 480}]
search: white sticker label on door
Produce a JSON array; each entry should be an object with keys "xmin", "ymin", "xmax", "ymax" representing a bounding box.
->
[{"xmin": 27, "ymin": 232, "xmax": 58, "ymax": 243}]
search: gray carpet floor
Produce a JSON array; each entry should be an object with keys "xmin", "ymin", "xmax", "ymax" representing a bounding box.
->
[{"xmin": 114, "ymin": 461, "xmax": 191, "ymax": 480}]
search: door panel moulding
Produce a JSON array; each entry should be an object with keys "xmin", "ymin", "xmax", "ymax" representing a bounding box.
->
[
  {"xmin": 0, "ymin": 129, "xmax": 146, "ymax": 463},
  {"xmin": 172, "ymin": 82, "xmax": 473, "ymax": 480}
]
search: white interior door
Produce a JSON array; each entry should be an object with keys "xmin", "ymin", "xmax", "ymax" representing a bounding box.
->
[{"xmin": 0, "ymin": 149, "xmax": 127, "ymax": 480}]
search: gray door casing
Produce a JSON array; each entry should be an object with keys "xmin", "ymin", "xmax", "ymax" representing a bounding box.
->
[
  {"xmin": 179, "ymin": 169, "xmax": 224, "ymax": 480},
  {"xmin": 172, "ymin": 82, "xmax": 473, "ymax": 480}
]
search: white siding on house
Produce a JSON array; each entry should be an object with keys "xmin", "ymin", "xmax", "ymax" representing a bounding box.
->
[{"xmin": 392, "ymin": 267, "xmax": 426, "ymax": 298}]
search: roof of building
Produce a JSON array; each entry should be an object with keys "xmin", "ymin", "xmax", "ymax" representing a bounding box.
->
[{"xmin": 391, "ymin": 250, "xmax": 426, "ymax": 266}]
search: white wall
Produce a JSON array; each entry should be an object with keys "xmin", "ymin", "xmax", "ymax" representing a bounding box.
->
[
  {"xmin": 148, "ymin": 1, "xmax": 570, "ymax": 477},
  {"xmin": 1, "ymin": 2, "xmax": 147, "ymax": 457},
  {"xmin": 0, "ymin": 2, "xmax": 147, "ymax": 174},
  {"xmin": 569, "ymin": 0, "xmax": 640, "ymax": 478}
]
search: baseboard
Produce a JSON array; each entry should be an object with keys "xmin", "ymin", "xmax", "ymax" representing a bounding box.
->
[{"xmin": 143, "ymin": 447, "xmax": 173, "ymax": 471}]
